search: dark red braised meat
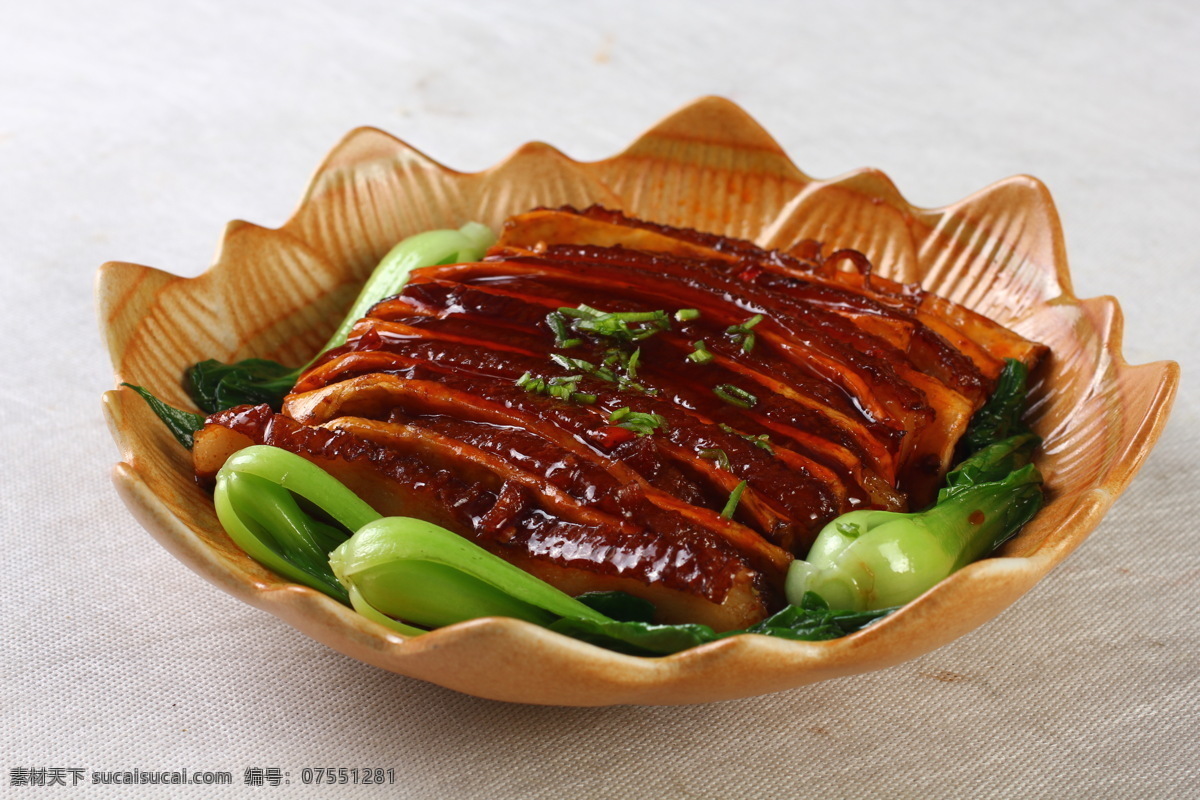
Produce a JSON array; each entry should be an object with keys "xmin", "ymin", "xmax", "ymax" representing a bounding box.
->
[{"xmin": 193, "ymin": 206, "xmax": 1045, "ymax": 631}]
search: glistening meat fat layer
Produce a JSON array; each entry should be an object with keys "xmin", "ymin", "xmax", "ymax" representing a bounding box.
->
[
  {"xmin": 193, "ymin": 207, "xmax": 1046, "ymax": 631},
  {"xmin": 193, "ymin": 404, "xmax": 786, "ymax": 630}
]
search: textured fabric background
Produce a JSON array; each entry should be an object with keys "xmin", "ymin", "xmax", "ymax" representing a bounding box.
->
[{"xmin": 2, "ymin": 1, "xmax": 1197, "ymax": 797}]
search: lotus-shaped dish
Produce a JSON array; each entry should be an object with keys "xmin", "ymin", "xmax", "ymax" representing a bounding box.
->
[{"xmin": 98, "ymin": 97, "xmax": 1179, "ymax": 705}]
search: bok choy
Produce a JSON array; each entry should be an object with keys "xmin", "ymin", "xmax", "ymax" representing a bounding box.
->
[
  {"xmin": 126, "ymin": 222, "xmax": 497, "ymax": 439},
  {"xmin": 188, "ymin": 221, "xmax": 496, "ymax": 414},
  {"xmin": 785, "ymin": 360, "xmax": 1044, "ymax": 611},
  {"xmin": 211, "ymin": 444, "xmax": 893, "ymax": 655}
]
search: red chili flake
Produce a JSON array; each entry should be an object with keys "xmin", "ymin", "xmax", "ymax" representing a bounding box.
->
[
  {"xmin": 737, "ymin": 264, "xmax": 764, "ymax": 282},
  {"xmin": 589, "ymin": 426, "xmax": 637, "ymax": 449},
  {"xmin": 968, "ymin": 510, "xmax": 986, "ymax": 525}
]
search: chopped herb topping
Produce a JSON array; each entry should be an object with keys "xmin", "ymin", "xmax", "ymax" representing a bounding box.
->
[
  {"xmin": 726, "ymin": 313, "xmax": 764, "ymax": 333},
  {"xmin": 698, "ymin": 447, "xmax": 731, "ymax": 470},
  {"xmin": 687, "ymin": 340, "xmax": 714, "ymax": 364},
  {"xmin": 557, "ymin": 304, "xmax": 671, "ymax": 343},
  {"xmin": 609, "ymin": 408, "xmax": 666, "ymax": 437},
  {"xmin": 515, "ymin": 371, "xmax": 543, "ymax": 391},
  {"xmin": 718, "ymin": 423, "xmax": 775, "ymax": 454},
  {"xmin": 750, "ymin": 434, "xmax": 773, "ymax": 453},
  {"xmin": 674, "ymin": 308, "xmax": 701, "ymax": 322},
  {"xmin": 721, "ymin": 481, "xmax": 748, "ymax": 519},
  {"xmin": 545, "ymin": 311, "xmax": 584, "ymax": 349},
  {"xmin": 714, "ymin": 384, "xmax": 758, "ymax": 408},
  {"xmin": 546, "ymin": 309, "xmax": 661, "ymax": 397},
  {"xmin": 546, "ymin": 311, "xmax": 569, "ymax": 345},
  {"xmin": 516, "ymin": 371, "xmax": 596, "ymax": 404},
  {"xmin": 549, "ymin": 353, "xmax": 618, "ymax": 384},
  {"xmin": 593, "ymin": 348, "xmax": 654, "ymax": 395},
  {"xmin": 726, "ymin": 314, "xmax": 764, "ymax": 352},
  {"xmin": 626, "ymin": 348, "xmax": 642, "ymax": 380}
]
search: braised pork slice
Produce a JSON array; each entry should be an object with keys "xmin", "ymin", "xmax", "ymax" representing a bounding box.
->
[{"xmin": 194, "ymin": 207, "xmax": 1045, "ymax": 630}]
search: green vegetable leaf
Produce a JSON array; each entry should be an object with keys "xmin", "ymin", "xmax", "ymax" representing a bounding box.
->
[
  {"xmin": 547, "ymin": 616, "xmax": 718, "ymax": 656},
  {"xmin": 180, "ymin": 222, "xmax": 496, "ymax": 416},
  {"xmin": 744, "ymin": 592, "xmax": 895, "ymax": 641},
  {"xmin": 331, "ymin": 516, "xmax": 611, "ymax": 630},
  {"xmin": 216, "ymin": 470, "xmax": 351, "ymax": 602},
  {"xmin": 789, "ymin": 460, "xmax": 1044, "ymax": 611},
  {"xmin": 574, "ymin": 591, "xmax": 656, "ymax": 623},
  {"xmin": 121, "ymin": 383, "xmax": 205, "ymax": 450},
  {"xmin": 213, "ymin": 445, "xmax": 384, "ymax": 603},
  {"xmin": 933, "ymin": 462, "xmax": 1044, "ymax": 566},
  {"xmin": 939, "ymin": 432, "xmax": 1040, "ymax": 503},
  {"xmin": 961, "ymin": 359, "xmax": 1032, "ymax": 454},
  {"xmin": 785, "ymin": 355, "xmax": 1045, "ymax": 612},
  {"xmin": 187, "ymin": 359, "xmax": 301, "ymax": 414},
  {"xmin": 547, "ymin": 592, "xmax": 891, "ymax": 656},
  {"xmin": 322, "ymin": 222, "xmax": 496, "ymax": 355},
  {"xmin": 212, "ymin": 446, "xmax": 900, "ymax": 655}
]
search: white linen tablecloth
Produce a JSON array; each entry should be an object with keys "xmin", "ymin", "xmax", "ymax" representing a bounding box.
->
[{"xmin": 2, "ymin": 1, "xmax": 1196, "ymax": 796}]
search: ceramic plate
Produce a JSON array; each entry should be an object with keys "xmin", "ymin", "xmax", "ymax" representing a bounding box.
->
[{"xmin": 98, "ymin": 97, "xmax": 1179, "ymax": 705}]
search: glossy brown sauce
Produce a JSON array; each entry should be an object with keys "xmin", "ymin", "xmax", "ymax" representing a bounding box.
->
[
  {"xmin": 203, "ymin": 405, "xmax": 773, "ymax": 606},
  {"xmin": 195, "ymin": 207, "xmax": 1034, "ymax": 625}
]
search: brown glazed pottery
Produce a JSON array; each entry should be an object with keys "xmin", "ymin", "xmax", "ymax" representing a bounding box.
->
[{"xmin": 98, "ymin": 97, "xmax": 1179, "ymax": 705}]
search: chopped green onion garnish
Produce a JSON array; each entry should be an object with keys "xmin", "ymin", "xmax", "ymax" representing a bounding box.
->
[
  {"xmin": 546, "ymin": 311, "xmax": 570, "ymax": 344},
  {"xmin": 687, "ymin": 340, "xmax": 714, "ymax": 364},
  {"xmin": 726, "ymin": 314, "xmax": 765, "ymax": 353},
  {"xmin": 698, "ymin": 448, "xmax": 731, "ymax": 470},
  {"xmin": 550, "ymin": 354, "xmax": 595, "ymax": 373},
  {"xmin": 729, "ymin": 314, "xmax": 764, "ymax": 331},
  {"xmin": 544, "ymin": 306, "xmax": 670, "ymax": 397},
  {"xmin": 517, "ymin": 371, "xmax": 594, "ymax": 405},
  {"xmin": 721, "ymin": 481, "xmax": 748, "ymax": 519},
  {"xmin": 717, "ymin": 423, "xmax": 774, "ymax": 453},
  {"xmin": 714, "ymin": 384, "xmax": 757, "ymax": 408},
  {"xmin": 546, "ymin": 310, "xmax": 587, "ymax": 350},
  {"xmin": 675, "ymin": 308, "xmax": 701, "ymax": 321},
  {"xmin": 626, "ymin": 348, "xmax": 642, "ymax": 380},
  {"xmin": 749, "ymin": 434, "xmax": 773, "ymax": 453},
  {"xmin": 609, "ymin": 409, "xmax": 666, "ymax": 436},
  {"xmin": 555, "ymin": 305, "xmax": 671, "ymax": 343}
]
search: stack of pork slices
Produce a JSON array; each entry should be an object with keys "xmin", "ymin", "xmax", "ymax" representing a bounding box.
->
[{"xmin": 193, "ymin": 206, "xmax": 1045, "ymax": 631}]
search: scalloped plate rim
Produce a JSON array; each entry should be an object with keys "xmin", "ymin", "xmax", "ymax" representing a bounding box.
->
[{"xmin": 97, "ymin": 96, "xmax": 1180, "ymax": 706}]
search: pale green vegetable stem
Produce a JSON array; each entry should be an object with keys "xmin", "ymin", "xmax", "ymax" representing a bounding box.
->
[
  {"xmin": 313, "ymin": 221, "xmax": 496, "ymax": 361},
  {"xmin": 329, "ymin": 517, "xmax": 612, "ymax": 631},
  {"xmin": 786, "ymin": 442, "xmax": 1042, "ymax": 611},
  {"xmin": 215, "ymin": 445, "xmax": 613, "ymax": 635}
]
